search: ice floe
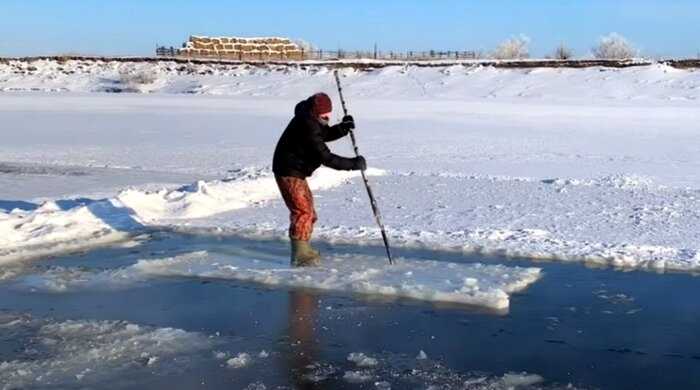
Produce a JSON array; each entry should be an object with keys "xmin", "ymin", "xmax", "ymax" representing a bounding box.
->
[
  {"xmin": 129, "ymin": 251, "xmax": 541, "ymax": 310},
  {"xmin": 11, "ymin": 250, "xmax": 541, "ymax": 310}
]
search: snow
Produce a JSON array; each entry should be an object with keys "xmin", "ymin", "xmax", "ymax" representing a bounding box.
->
[
  {"xmin": 1, "ymin": 59, "xmax": 699, "ymax": 281},
  {"xmin": 0, "ymin": 314, "xmax": 213, "ymax": 389},
  {"xmin": 0, "ymin": 167, "xmax": 384, "ymax": 265},
  {"xmin": 189, "ymin": 35, "xmax": 294, "ymax": 42},
  {"xmin": 2, "ymin": 59, "xmax": 699, "ymax": 102}
]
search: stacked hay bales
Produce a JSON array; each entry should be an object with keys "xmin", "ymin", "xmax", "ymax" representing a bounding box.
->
[{"xmin": 178, "ymin": 36, "xmax": 305, "ymax": 60}]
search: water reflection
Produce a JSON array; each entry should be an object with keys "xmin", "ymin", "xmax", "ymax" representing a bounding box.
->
[{"xmin": 288, "ymin": 289, "xmax": 322, "ymax": 389}]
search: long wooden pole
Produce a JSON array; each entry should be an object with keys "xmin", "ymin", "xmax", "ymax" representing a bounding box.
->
[{"xmin": 333, "ymin": 70, "xmax": 394, "ymax": 265}]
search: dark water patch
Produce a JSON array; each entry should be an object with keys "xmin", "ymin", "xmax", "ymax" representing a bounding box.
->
[{"xmin": 0, "ymin": 199, "xmax": 38, "ymax": 212}]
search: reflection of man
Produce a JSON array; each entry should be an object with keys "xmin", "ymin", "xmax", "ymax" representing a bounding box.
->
[
  {"xmin": 273, "ymin": 93, "xmax": 366, "ymax": 267},
  {"xmin": 288, "ymin": 290, "xmax": 320, "ymax": 389}
]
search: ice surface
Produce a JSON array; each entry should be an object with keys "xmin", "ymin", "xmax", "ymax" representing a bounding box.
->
[
  {"xmin": 0, "ymin": 314, "xmax": 213, "ymax": 390},
  {"xmin": 1, "ymin": 61, "xmax": 699, "ymax": 274}
]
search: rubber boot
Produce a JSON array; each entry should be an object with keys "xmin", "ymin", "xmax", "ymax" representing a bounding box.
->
[{"xmin": 291, "ymin": 239, "xmax": 321, "ymax": 267}]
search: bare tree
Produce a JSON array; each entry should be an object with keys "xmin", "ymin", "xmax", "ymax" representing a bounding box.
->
[
  {"xmin": 492, "ymin": 35, "xmax": 531, "ymax": 60},
  {"xmin": 592, "ymin": 33, "xmax": 639, "ymax": 59},
  {"xmin": 292, "ymin": 39, "xmax": 317, "ymax": 59},
  {"xmin": 552, "ymin": 42, "xmax": 574, "ymax": 60},
  {"xmin": 117, "ymin": 65, "xmax": 158, "ymax": 92}
]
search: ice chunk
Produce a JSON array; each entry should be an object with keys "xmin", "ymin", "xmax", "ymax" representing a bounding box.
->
[
  {"xmin": 227, "ymin": 353, "xmax": 252, "ymax": 368},
  {"xmin": 347, "ymin": 352, "xmax": 378, "ymax": 367},
  {"xmin": 500, "ymin": 372, "xmax": 544, "ymax": 387},
  {"xmin": 343, "ymin": 370, "xmax": 374, "ymax": 383}
]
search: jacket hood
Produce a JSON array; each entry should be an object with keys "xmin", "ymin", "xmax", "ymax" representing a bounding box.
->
[{"xmin": 294, "ymin": 96, "xmax": 315, "ymax": 118}]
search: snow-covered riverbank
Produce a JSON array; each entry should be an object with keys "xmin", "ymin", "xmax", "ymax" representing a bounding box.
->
[{"xmin": 1, "ymin": 62, "xmax": 699, "ymax": 278}]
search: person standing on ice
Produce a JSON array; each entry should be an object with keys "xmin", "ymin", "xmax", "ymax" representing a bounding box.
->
[{"xmin": 273, "ymin": 92, "xmax": 366, "ymax": 267}]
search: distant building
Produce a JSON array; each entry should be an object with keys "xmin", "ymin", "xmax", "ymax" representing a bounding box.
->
[{"xmin": 177, "ymin": 36, "xmax": 304, "ymax": 60}]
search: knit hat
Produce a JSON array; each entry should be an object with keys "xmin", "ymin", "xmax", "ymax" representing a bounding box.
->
[{"xmin": 311, "ymin": 93, "xmax": 332, "ymax": 116}]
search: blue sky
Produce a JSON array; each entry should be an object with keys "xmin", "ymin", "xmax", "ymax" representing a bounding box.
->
[{"xmin": 1, "ymin": 0, "xmax": 698, "ymax": 58}]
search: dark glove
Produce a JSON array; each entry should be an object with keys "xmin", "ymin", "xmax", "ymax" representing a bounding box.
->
[
  {"xmin": 352, "ymin": 155, "xmax": 367, "ymax": 171},
  {"xmin": 339, "ymin": 115, "xmax": 355, "ymax": 131}
]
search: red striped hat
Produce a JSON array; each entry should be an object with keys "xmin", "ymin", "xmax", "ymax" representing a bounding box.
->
[{"xmin": 311, "ymin": 93, "xmax": 332, "ymax": 116}]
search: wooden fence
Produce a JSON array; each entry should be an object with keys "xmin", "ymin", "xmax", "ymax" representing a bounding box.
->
[
  {"xmin": 156, "ymin": 46, "xmax": 477, "ymax": 61},
  {"xmin": 155, "ymin": 46, "xmax": 177, "ymax": 57}
]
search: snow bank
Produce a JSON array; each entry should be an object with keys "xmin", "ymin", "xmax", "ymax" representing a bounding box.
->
[
  {"xmin": 2, "ymin": 59, "xmax": 699, "ymax": 102},
  {"xmin": 0, "ymin": 167, "xmax": 384, "ymax": 266},
  {"xmin": 2, "ymin": 61, "xmax": 699, "ymax": 276},
  {"xmin": 0, "ymin": 199, "xmax": 142, "ymax": 266},
  {"xmin": 0, "ymin": 314, "xmax": 213, "ymax": 389},
  {"xmin": 117, "ymin": 167, "xmax": 385, "ymax": 221}
]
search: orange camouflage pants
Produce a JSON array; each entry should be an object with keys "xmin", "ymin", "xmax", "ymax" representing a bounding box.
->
[{"xmin": 275, "ymin": 176, "xmax": 317, "ymax": 241}]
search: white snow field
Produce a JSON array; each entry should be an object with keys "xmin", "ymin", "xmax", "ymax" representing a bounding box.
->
[{"xmin": 1, "ymin": 59, "xmax": 700, "ymax": 286}]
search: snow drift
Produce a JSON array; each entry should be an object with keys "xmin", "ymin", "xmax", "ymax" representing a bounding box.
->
[{"xmin": 0, "ymin": 167, "xmax": 385, "ymax": 266}]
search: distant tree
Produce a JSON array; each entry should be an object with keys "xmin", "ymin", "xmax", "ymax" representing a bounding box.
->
[
  {"xmin": 492, "ymin": 35, "xmax": 530, "ymax": 60},
  {"xmin": 118, "ymin": 66, "xmax": 157, "ymax": 92},
  {"xmin": 552, "ymin": 42, "xmax": 574, "ymax": 60},
  {"xmin": 592, "ymin": 33, "xmax": 639, "ymax": 59}
]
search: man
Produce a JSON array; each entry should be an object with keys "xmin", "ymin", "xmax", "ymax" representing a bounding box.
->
[{"xmin": 273, "ymin": 92, "xmax": 366, "ymax": 267}]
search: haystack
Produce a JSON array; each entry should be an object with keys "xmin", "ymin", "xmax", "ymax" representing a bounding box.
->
[{"xmin": 178, "ymin": 35, "xmax": 306, "ymax": 60}]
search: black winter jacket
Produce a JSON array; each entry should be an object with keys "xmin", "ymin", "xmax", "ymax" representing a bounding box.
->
[{"xmin": 272, "ymin": 96, "xmax": 356, "ymax": 178}]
